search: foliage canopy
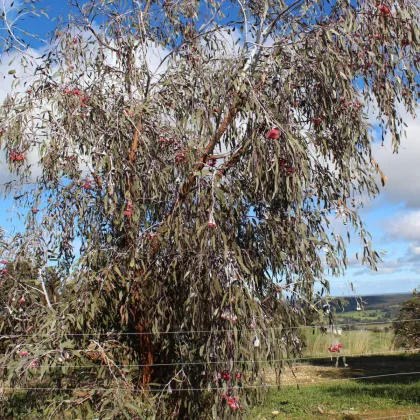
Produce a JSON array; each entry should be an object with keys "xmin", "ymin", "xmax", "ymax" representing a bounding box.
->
[
  {"xmin": 0, "ymin": 0, "xmax": 419, "ymax": 418},
  {"xmin": 394, "ymin": 288, "xmax": 420, "ymax": 349}
]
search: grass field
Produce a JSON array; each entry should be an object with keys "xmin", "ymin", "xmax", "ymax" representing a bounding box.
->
[
  {"xmin": 303, "ymin": 298, "xmax": 402, "ymax": 358},
  {"xmin": 251, "ymin": 353, "xmax": 420, "ymax": 419},
  {"xmin": 303, "ymin": 329, "xmax": 395, "ymax": 358},
  {"xmin": 331, "ymin": 293, "xmax": 412, "ymax": 326},
  {"xmin": 334, "ymin": 309, "xmax": 389, "ymax": 322},
  {"xmin": 251, "ymin": 379, "xmax": 420, "ymax": 419}
]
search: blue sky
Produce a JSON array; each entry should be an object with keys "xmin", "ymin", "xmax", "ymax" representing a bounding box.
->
[
  {"xmin": 0, "ymin": 0, "xmax": 419, "ymax": 297},
  {"xmin": 328, "ymin": 114, "xmax": 420, "ymax": 296}
]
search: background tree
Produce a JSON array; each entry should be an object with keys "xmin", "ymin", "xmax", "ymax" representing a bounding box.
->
[
  {"xmin": 394, "ymin": 288, "xmax": 420, "ymax": 349},
  {"xmin": 0, "ymin": 0, "xmax": 419, "ymax": 418}
]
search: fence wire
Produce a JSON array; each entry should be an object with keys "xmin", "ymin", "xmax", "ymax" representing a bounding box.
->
[
  {"xmin": 1, "ymin": 371, "xmax": 419, "ymax": 393},
  {"xmin": 1, "ymin": 318, "xmax": 418, "ymax": 339},
  {"xmin": 1, "ymin": 348, "xmax": 419, "ymax": 369}
]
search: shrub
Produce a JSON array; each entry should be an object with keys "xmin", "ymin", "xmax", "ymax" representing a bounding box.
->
[{"xmin": 394, "ymin": 288, "xmax": 420, "ymax": 349}]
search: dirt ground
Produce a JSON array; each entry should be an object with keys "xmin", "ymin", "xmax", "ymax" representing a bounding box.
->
[{"xmin": 264, "ymin": 353, "xmax": 420, "ymax": 386}]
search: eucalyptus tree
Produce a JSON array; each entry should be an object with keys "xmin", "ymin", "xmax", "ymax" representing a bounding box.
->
[{"xmin": 0, "ymin": 0, "xmax": 419, "ymax": 418}]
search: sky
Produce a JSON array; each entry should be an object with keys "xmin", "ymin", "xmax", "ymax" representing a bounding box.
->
[
  {"xmin": 0, "ymin": 0, "xmax": 419, "ymax": 297},
  {"xmin": 331, "ymin": 117, "xmax": 420, "ymax": 297}
]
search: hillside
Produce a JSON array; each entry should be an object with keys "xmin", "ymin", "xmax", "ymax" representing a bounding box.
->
[{"xmin": 332, "ymin": 293, "xmax": 413, "ymax": 325}]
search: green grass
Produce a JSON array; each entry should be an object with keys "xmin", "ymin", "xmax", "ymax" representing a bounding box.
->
[
  {"xmin": 251, "ymin": 353, "xmax": 420, "ymax": 419},
  {"xmin": 249, "ymin": 377, "xmax": 420, "ymax": 419},
  {"xmin": 335, "ymin": 309, "xmax": 389, "ymax": 320},
  {"xmin": 334, "ymin": 309, "xmax": 391, "ymax": 324}
]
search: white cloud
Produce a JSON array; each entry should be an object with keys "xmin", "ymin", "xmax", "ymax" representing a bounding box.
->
[
  {"xmin": 330, "ymin": 275, "xmax": 418, "ymax": 295},
  {"xmin": 352, "ymin": 232, "xmax": 420, "ymax": 277},
  {"xmin": 406, "ymin": 242, "xmax": 420, "ymax": 259},
  {"xmin": 353, "ymin": 260, "xmax": 404, "ymax": 276},
  {"xmin": 372, "ymin": 109, "xmax": 420, "ymax": 208},
  {"xmin": 384, "ymin": 210, "xmax": 420, "ymax": 242}
]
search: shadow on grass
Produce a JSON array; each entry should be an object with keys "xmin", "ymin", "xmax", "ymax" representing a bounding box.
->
[
  {"xmin": 303, "ymin": 353, "xmax": 420, "ymax": 407},
  {"xmin": 305, "ymin": 353, "xmax": 420, "ymax": 379}
]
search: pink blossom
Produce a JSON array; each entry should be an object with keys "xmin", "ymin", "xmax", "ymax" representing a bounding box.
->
[{"xmin": 266, "ymin": 128, "xmax": 280, "ymax": 140}]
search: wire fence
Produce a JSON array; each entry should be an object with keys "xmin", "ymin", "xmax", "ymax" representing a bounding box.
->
[
  {"xmin": 1, "ymin": 317, "xmax": 418, "ymax": 339},
  {"xmin": 1, "ymin": 318, "xmax": 419, "ymax": 417},
  {"xmin": 1, "ymin": 348, "xmax": 419, "ymax": 369},
  {"xmin": 1, "ymin": 371, "xmax": 420, "ymax": 393}
]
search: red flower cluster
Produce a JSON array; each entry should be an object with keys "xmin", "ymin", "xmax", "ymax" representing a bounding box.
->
[
  {"xmin": 208, "ymin": 212, "xmax": 217, "ymax": 228},
  {"xmin": 220, "ymin": 311, "xmax": 237, "ymax": 322},
  {"xmin": 221, "ymin": 371, "xmax": 230, "ymax": 381},
  {"xmin": 348, "ymin": 101, "xmax": 362, "ymax": 109},
  {"xmin": 222, "ymin": 394, "xmax": 240, "ymax": 410},
  {"xmin": 328, "ymin": 343, "xmax": 343, "ymax": 353},
  {"xmin": 157, "ymin": 136, "xmax": 176, "ymax": 147},
  {"xmin": 377, "ymin": 4, "xmax": 391, "ymax": 16},
  {"xmin": 124, "ymin": 201, "xmax": 133, "ymax": 217},
  {"xmin": 207, "ymin": 158, "xmax": 217, "ymax": 167},
  {"xmin": 175, "ymin": 151, "xmax": 186, "ymax": 164},
  {"xmin": 277, "ymin": 159, "xmax": 297, "ymax": 176},
  {"xmin": 266, "ymin": 128, "xmax": 280, "ymax": 140},
  {"xmin": 63, "ymin": 88, "xmax": 87, "ymax": 102},
  {"xmin": 28, "ymin": 359, "xmax": 40, "ymax": 369},
  {"xmin": 82, "ymin": 179, "xmax": 92, "ymax": 190},
  {"xmin": 10, "ymin": 151, "xmax": 25, "ymax": 162}
]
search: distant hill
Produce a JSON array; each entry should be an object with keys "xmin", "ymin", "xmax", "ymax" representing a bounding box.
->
[
  {"xmin": 342, "ymin": 293, "xmax": 412, "ymax": 312},
  {"xmin": 332, "ymin": 293, "xmax": 413, "ymax": 325}
]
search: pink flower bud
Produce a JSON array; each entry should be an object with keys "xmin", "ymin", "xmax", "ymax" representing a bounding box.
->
[{"xmin": 266, "ymin": 128, "xmax": 280, "ymax": 140}]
